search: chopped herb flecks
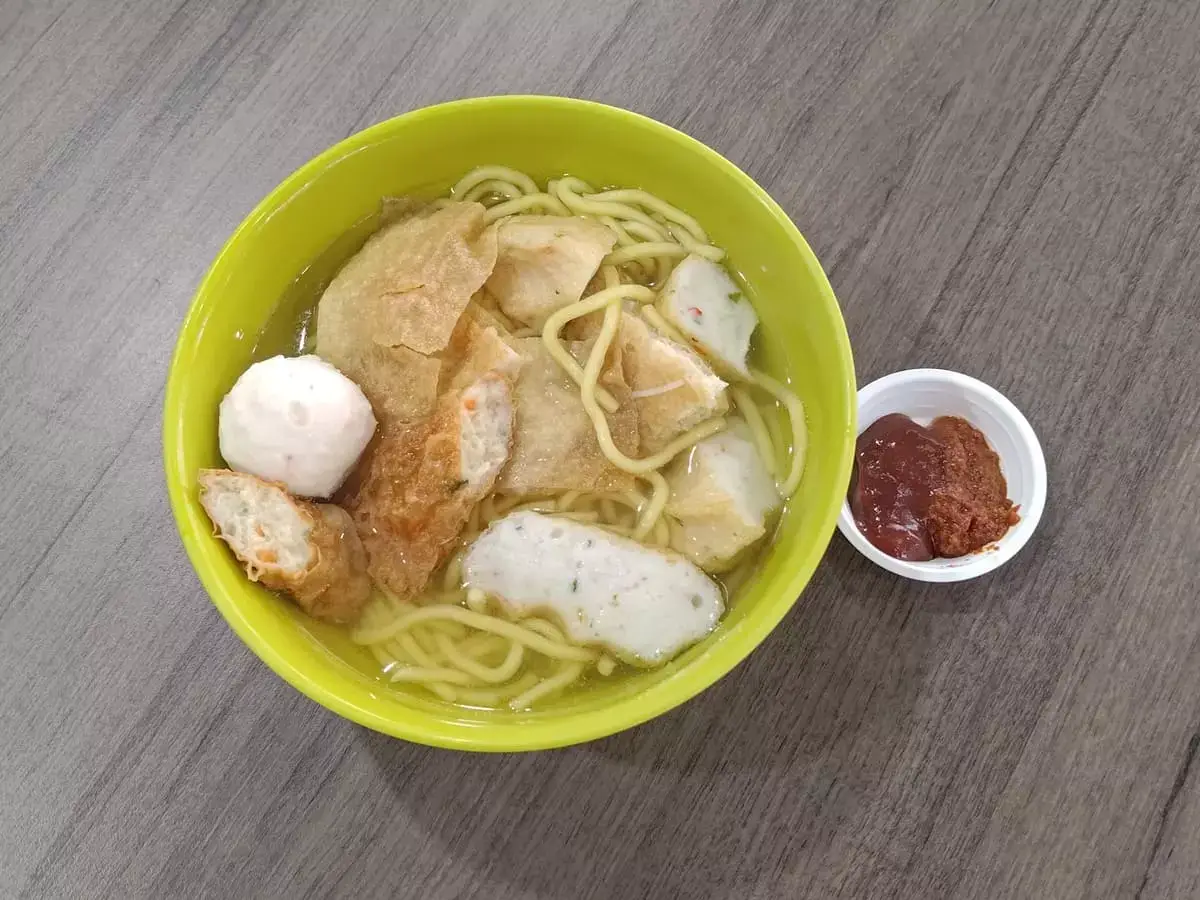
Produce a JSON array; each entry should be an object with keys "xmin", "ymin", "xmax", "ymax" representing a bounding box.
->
[{"xmin": 570, "ymin": 578, "xmax": 579, "ymax": 592}]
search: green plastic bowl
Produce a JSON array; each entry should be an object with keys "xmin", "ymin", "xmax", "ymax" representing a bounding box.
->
[{"xmin": 164, "ymin": 96, "xmax": 855, "ymax": 751}]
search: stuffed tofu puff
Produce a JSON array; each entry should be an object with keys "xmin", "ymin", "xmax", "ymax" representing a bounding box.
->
[
  {"xmin": 486, "ymin": 215, "xmax": 617, "ymax": 327},
  {"xmin": 341, "ymin": 374, "xmax": 514, "ymax": 598},
  {"xmin": 201, "ymin": 167, "xmax": 808, "ymax": 710},
  {"xmin": 497, "ymin": 336, "xmax": 639, "ymax": 495},
  {"xmin": 198, "ymin": 469, "xmax": 371, "ymax": 623},
  {"xmin": 665, "ymin": 424, "xmax": 781, "ymax": 572},
  {"xmin": 570, "ymin": 309, "xmax": 729, "ymax": 454}
]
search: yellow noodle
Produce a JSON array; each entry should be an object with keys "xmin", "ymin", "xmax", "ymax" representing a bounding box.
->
[
  {"xmin": 557, "ymin": 510, "xmax": 600, "ymax": 523},
  {"xmin": 583, "ymin": 188, "xmax": 709, "ymax": 243},
  {"xmin": 609, "ymin": 220, "xmax": 669, "ymax": 281},
  {"xmin": 545, "ymin": 281, "xmax": 657, "ymax": 318},
  {"xmin": 456, "ymin": 632, "xmax": 509, "ymax": 658},
  {"xmin": 732, "ymin": 386, "xmax": 777, "ymax": 477},
  {"xmin": 509, "ymin": 662, "xmax": 586, "ymax": 709},
  {"xmin": 599, "ymin": 214, "xmax": 631, "ymax": 241},
  {"xmin": 599, "ymin": 497, "xmax": 619, "ymax": 523},
  {"xmin": 512, "ymin": 499, "xmax": 560, "ymax": 514},
  {"xmin": 549, "ymin": 295, "xmax": 727, "ymax": 536},
  {"xmin": 521, "ymin": 617, "xmax": 566, "ymax": 642},
  {"xmin": 423, "ymin": 616, "xmax": 469, "ymax": 639},
  {"xmin": 410, "ymin": 626, "xmax": 443, "ymax": 661},
  {"xmin": 601, "ymin": 523, "xmax": 636, "ymax": 537},
  {"xmin": 550, "ymin": 181, "xmax": 668, "ymax": 234},
  {"xmin": 615, "ymin": 221, "xmax": 682, "ymax": 283},
  {"xmin": 666, "ymin": 223, "xmax": 725, "ymax": 261},
  {"xmin": 390, "ymin": 666, "xmax": 476, "ymax": 686},
  {"xmin": 557, "ymin": 490, "xmax": 582, "ymax": 511},
  {"xmin": 368, "ymin": 644, "xmax": 397, "ymax": 671},
  {"xmin": 532, "ymin": 195, "xmax": 573, "ymax": 217},
  {"xmin": 454, "ymin": 673, "xmax": 540, "ymax": 707},
  {"xmin": 749, "ymin": 368, "xmax": 807, "ymax": 495},
  {"xmin": 453, "ymin": 165, "xmax": 539, "ymax": 196},
  {"xmin": 604, "ymin": 242, "xmax": 688, "ymax": 267},
  {"xmin": 652, "ymin": 515, "xmax": 671, "ymax": 547},
  {"xmin": 354, "ymin": 604, "xmax": 596, "ymax": 661},
  {"xmin": 383, "ymin": 637, "xmax": 411, "ymax": 664},
  {"xmin": 539, "ymin": 286, "xmax": 653, "ymax": 412},
  {"xmin": 640, "ymin": 305, "xmax": 690, "ymax": 345},
  {"xmin": 611, "ymin": 489, "xmax": 652, "ymax": 509},
  {"xmin": 436, "ymin": 634, "xmax": 525, "ymax": 683},
  {"xmin": 442, "ymin": 551, "xmax": 465, "ymax": 593},
  {"xmin": 762, "ymin": 399, "xmax": 788, "ymax": 475},
  {"xmin": 440, "ymin": 616, "xmax": 473, "ymax": 637},
  {"xmin": 483, "ymin": 194, "xmax": 570, "ymax": 224},
  {"xmin": 401, "ymin": 631, "xmax": 440, "ymax": 669},
  {"xmin": 621, "ymin": 220, "xmax": 672, "ymax": 244},
  {"xmin": 552, "ymin": 175, "xmax": 597, "ymax": 195},
  {"xmin": 633, "ymin": 471, "xmax": 669, "ymax": 540},
  {"xmin": 566, "ymin": 493, "xmax": 595, "ymax": 513},
  {"xmin": 463, "ymin": 179, "xmax": 523, "ymax": 202},
  {"xmin": 599, "ymin": 493, "xmax": 641, "ymax": 530}
]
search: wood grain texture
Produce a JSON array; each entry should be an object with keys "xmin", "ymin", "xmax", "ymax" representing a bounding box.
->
[{"xmin": 1, "ymin": 1, "xmax": 1198, "ymax": 897}]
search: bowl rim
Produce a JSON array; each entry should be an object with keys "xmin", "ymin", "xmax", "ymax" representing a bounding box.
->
[
  {"xmin": 163, "ymin": 94, "xmax": 856, "ymax": 750},
  {"xmin": 836, "ymin": 368, "xmax": 1047, "ymax": 583}
]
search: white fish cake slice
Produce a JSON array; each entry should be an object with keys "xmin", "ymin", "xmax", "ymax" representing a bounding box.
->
[
  {"xmin": 463, "ymin": 511, "xmax": 724, "ymax": 665},
  {"xmin": 658, "ymin": 254, "xmax": 758, "ymax": 377}
]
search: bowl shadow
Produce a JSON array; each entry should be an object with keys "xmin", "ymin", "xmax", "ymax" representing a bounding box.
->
[{"xmin": 358, "ymin": 537, "xmax": 947, "ymax": 899}]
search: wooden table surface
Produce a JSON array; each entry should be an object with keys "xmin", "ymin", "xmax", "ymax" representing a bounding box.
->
[{"xmin": 3, "ymin": 1, "xmax": 1199, "ymax": 897}]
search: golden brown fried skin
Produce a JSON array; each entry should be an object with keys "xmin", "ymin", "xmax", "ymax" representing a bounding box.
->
[
  {"xmin": 290, "ymin": 503, "xmax": 373, "ymax": 623},
  {"xmin": 316, "ymin": 202, "xmax": 498, "ymax": 426},
  {"xmin": 197, "ymin": 469, "xmax": 372, "ymax": 624},
  {"xmin": 339, "ymin": 378, "xmax": 514, "ymax": 599}
]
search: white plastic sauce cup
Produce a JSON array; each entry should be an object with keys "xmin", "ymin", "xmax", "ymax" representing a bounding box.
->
[{"xmin": 836, "ymin": 369, "xmax": 1047, "ymax": 583}]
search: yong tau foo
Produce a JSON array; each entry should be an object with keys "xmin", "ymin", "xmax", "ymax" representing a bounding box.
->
[{"xmin": 198, "ymin": 166, "xmax": 807, "ymax": 711}]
